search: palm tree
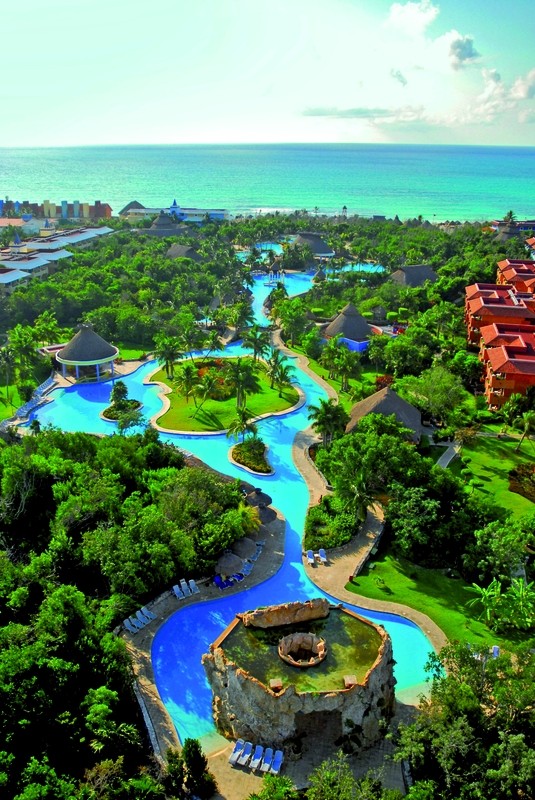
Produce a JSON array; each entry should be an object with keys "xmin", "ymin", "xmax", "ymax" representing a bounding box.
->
[
  {"xmin": 224, "ymin": 358, "xmax": 260, "ymax": 409},
  {"xmin": 153, "ymin": 334, "xmax": 182, "ymax": 380},
  {"xmin": 515, "ymin": 411, "xmax": 535, "ymax": 452},
  {"xmin": 266, "ymin": 348, "xmax": 285, "ymax": 389},
  {"xmin": 8, "ymin": 324, "xmax": 38, "ymax": 381},
  {"xmin": 241, "ymin": 324, "xmax": 270, "ymax": 362},
  {"xmin": 0, "ymin": 346, "xmax": 16, "ymax": 410},
  {"xmin": 226, "ymin": 407, "xmax": 258, "ymax": 443},
  {"xmin": 175, "ymin": 362, "xmax": 199, "ymax": 406},
  {"xmin": 202, "ymin": 329, "xmax": 222, "ymax": 361},
  {"xmin": 192, "ymin": 370, "xmax": 219, "ymax": 417},
  {"xmin": 334, "ymin": 465, "xmax": 373, "ymax": 523},
  {"xmin": 274, "ymin": 362, "xmax": 296, "ymax": 398},
  {"xmin": 307, "ymin": 398, "xmax": 349, "ymax": 447},
  {"xmin": 466, "ymin": 578, "xmax": 503, "ymax": 628},
  {"xmin": 320, "ymin": 336, "xmax": 342, "ymax": 380},
  {"xmin": 33, "ymin": 310, "xmax": 62, "ymax": 346},
  {"xmin": 335, "ymin": 346, "xmax": 361, "ymax": 393}
]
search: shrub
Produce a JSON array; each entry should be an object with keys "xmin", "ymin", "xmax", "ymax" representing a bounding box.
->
[{"xmin": 232, "ymin": 437, "xmax": 271, "ymax": 473}]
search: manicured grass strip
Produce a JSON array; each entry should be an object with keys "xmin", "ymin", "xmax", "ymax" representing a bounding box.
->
[
  {"xmin": 0, "ymin": 386, "xmax": 23, "ymax": 422},
  {"xmin": 114, "ymin": 341, "xmax": 149, "ymax": 360},
  {"xmin": 448, "ymin": 435, "xmax": 535, "ymax": 518},
  {"xmin": 149, "ymin": 362, "xmax": 299, "ymax": 432},
  {"xmin": 346, "ymin": 552, "xmax": 521, "ymax": 649}
]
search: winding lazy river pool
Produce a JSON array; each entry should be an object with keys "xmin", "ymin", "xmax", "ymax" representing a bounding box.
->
[{"xmin": 28, "ymin": 273, "xmax": 434, "ymax": 744}]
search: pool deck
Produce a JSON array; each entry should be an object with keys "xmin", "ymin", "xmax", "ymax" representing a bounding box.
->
[{"xmin": 114, "ymin": 339, "xmax": 447, "ymax": 797}]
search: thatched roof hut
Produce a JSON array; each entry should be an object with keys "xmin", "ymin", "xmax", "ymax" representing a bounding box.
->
[
  {"xmin": 324, "ymin": 303, "xmax": 371, "ymax": 341},
  {"xmin": 390, "ymin": 265, "xmax": 438, "ymax": 287},
  {"xmin": 166, "ymin": 243, "xmax": 201, "ymax": 261},
  {"xmin": 293, "ymin": 233, "xmax": 334, "ymax": 258},
  {"xmin": 56, "ymin": 325, "xmax": 119, "ymax": 381},
  {"xmin": 345, "ymin": 387, "xmax": 421, "ymax": 442}
]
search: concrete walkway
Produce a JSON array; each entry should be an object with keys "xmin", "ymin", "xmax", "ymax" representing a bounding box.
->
[{"xmin": 436, "ymin": 440, "xmax": 461, "ymax": 468}]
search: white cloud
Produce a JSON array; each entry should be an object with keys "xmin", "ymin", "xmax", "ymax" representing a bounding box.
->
[
  {"xmin": 449, "ymin": 35, "xmax": 479, "ymax": 70},
  {"xmin": 386, "ymin": 0, "xmax": 439, "ymax": 38},
  {"xmin": 303, "ymin": 105, "xmax": 427, "ymax": 124},
  {"xmin": 511, "ymin": 68, "xmax": 535, "ymax": 100}
]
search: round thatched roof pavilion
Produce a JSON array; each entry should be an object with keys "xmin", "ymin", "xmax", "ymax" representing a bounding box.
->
[{"xmin": 56, "ymin": 324, "xmax": 119, "ymax": 381}]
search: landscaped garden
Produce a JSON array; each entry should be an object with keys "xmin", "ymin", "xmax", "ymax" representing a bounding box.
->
[
  {"xmin": 345, "ymin": 551, "xmax": 523, "ymax": 649},
  {"xmin": 149, "ymin": 357, "xmax": 299, "ymax": 432},
  {"xmin": 448, "ymin": 434, "xmax": 535, "ymax": 518}
]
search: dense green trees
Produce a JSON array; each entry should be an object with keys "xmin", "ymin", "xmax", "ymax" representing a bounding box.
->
[
  {"xmin": 0, "ymin": 427, "xmax": 254, "ymax": 795},
  {"xmin": 394, "ymin": 641, "xmax": 535, "ymax": 800}
]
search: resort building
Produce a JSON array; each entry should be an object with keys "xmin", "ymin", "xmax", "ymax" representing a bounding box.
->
[
  {"xmin": 464, "ymin": 283, "xmax": 535, "ymax": 345},
  {"xmin": 56, "ymin": 325, "xmax": 119, "ymax": 382},
  {"xmin": 345, "ymin": 387, "xmax": 422, "ymax": 442},
  {"xmin": 118, "ymin": 200, "xmax": 229, "ymax": 224},
  {"xmin": 496, "ymin": 259, "xmax": 535, "ymax": 293},
  {"xmin": 526, "ymin": 236, "xmax": 535, "ymax": 254},
  {"xmin": 292, "ymin": 232, "xmax": 335, "ymax": 259},
  {"xmin": 323, "ymin": 302, "xmax": 371, "ymax": 351},
  {"xmin": 478, "ymin": 322, "xmax": 535, "ymax": 409},
  {"xmin": 0, "ymin": 197, "xmax": 112, "ymax": 221},
  {"xmin": 0, "ymin": 268, "xmax": 31, "ymax": 294}
]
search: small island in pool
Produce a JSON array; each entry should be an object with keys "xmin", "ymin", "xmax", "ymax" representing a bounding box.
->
[{"xmin": 149, "ymin": 356, "xmax": 299, "ymax": 432}]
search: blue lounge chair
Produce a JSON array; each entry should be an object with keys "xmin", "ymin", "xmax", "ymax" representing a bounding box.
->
[
  {"xmin": 231, "ymin": 573, "xmax": 244, "ymax": 582},
  {"xmin": 260, "ymin": 747, "xmax": 273, "ymax": 772},
  {"xmin": 128, "ymin": 616, "xmax": 145, "ymax": 630},
  {"xmin": 229, "ymin": 738, "xmax": 245, "ymax": 766},
  {"xmin": 188, "ymin": 579, "xmax": 200, "ymax": 594},
  {"xmin": 249, "ymin": 744, "xmax": 264, "ymax": 771},
  {"xmin": 492, "ymin": 645, "xmax": 500, "ymax": 658},
  {"xmin": 242, "ymin": 563, "xmax": 253, "ymax": 576},
  {"xmin": 136, "ymin": 609, "xmax": 152, "ymax": 625},
  {"xmin": 172, "ymin": 584, "xmax": 185, "ymax": 599},
  {"xmin": 270, "ymin": 750, "xmax": 284, "ymax": 775},
  {"xmin": 180, "ymin": 579, "xmax": 192, "ymax": 596},
  {"xmin": 214, "ymin": 575, "xmax": 225, "ymax": 590},
  {"xmin": 141, "ymin": 605, "xmax": 157, "ymax": 620},
  {"xmin": 222, "ymin": 578, "xmax": 234, "ymax": 589},
  {"xmin": 251, "ymin": 546, "xmax": 262, "ymax": 562},
  {"xmin": 306, "ymin": 550, "xmax": 315, "ymax": 565},
  {"xmin": 237, "ymin": 741, "xmax": 253, "ymax": 766},
  {"xmin": 318, "ymin": 548, "xmax": 328, "ymax": 564},
  {"xmin": 123, "ymin": 619, "xmax": 138, "ymax": 634}
]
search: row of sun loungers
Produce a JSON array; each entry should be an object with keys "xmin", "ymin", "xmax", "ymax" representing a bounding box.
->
[
  {"xmin": 228, "ymin": 739, "xmax": 283, "ymax": 774},
  {"xmin": 123, "ymin": 606, "xmax": 157, "ymax": 634},
  {"xmin": 306, "ymin": 548, "xmax": 328, "ymax": 565},
  {"xmin": 172, "ymin": 579, "xmax": 200, "ymax": 599}
]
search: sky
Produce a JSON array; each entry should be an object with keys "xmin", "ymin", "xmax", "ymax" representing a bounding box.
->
[{"xmin": 2, "ymin": 0, "xmax": 534, "ymax": 147}]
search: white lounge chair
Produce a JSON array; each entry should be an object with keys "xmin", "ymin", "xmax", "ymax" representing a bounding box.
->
[
  {"xmin": 270, "ymin": 750, "xmax": 284, "ymax": 775},
  {"xmin": 141, "ymin": 605, "xmax": 157, "ymax": 620},
  {"xmin": 260, "ymin": 747, "xmax": 273, "ymax": 772},
  {"xmin": 136, "ymin": 609, "xmax": 152, "ymax": 625},
  {"xmin": 237, "ymin": 741, "xmax": 253, "ymax": 766},
  {"xmin": 249, "ymin": 745, "xmax": 264, "ymax": 771},
  {"xmin": 229, "ymin": 738, "xmax": 245, "ymax": 766},
  {"xmin": 172, "ymin": 584, "xmax": 185, "ymax": 600},
  {"xmin": 180, "ymin": 578, "xmax": 192, "ymax": 596},
  {"xmin": 123, "ymin": 619, "xmax": 138, "ymax": 634},
  {"xmin": 318, "ymin": 548, "xmax": 328, "ymax": 564},
  {"xmin": 188, "ymin": 579, "xmax": 200, "ymax": 594},
  {"xmin": 306, "ymin": 550, "xmax": 315, "ymax": 565}
]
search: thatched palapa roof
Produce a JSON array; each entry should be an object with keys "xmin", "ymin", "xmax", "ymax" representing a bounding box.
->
[
  {"xmin": 166, "ymin": 243, "xmax": 201, "ymax": 262},
  {"xmin": 57, "ymin": 325, "xmax": 118, "ymax": 365},
  {"xmin": 324, "ymin": 303, "xmax": 371, "ymax": 341},
  {"xmin": 345, "ymin": 387, "xmax": 421, "ymax": 442},
  {"xmin": 293, "ymin": 233, "xmax": 334, "ymax": 257},
  {"xmin": 390, "ymin": 264, "xmax": 438, "ymax": 287}
]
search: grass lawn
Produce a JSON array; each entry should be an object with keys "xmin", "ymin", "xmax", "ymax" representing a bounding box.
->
[
  {"xmin": 448, "ymin": 435, "xmax": 535, "ymax": 518},
  {"xmin": 150, "ymin": 360, "xmax": 300, "ymax": 432},
  {"xmin": 290, "ymin": 345, "xmax": 377, "ymax": 413},
  {"xmin": 0, "ymin": 386, "xmax": 23, "ymax": 421},
  {"xmin": 346, "ymin": 551, "xmax": 521, "ymax": 649},
  {"xmin": 114, "ymin": 341, "xmax": 150, "ymax": 360}
]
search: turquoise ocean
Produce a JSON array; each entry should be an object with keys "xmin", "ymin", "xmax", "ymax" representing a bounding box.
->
[{"xmin": 1, "ymin": 143, "xmax": 534, "ymax": 222}]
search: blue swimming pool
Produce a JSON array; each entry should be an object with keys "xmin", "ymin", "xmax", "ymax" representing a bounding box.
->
[{"xmin": 27, "ymin": 276, "xmax": 434, "ymax": 744}]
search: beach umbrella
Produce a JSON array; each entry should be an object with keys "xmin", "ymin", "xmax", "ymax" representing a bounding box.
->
[
  {"xmin": 232, "ymin": 537, "xmax": 257, "ymax": 559},
  {"xmin": 216, "ymin": 553, "xmax": 243, "ymax": 576}
]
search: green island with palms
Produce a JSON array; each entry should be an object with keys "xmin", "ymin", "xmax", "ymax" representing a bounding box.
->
[{"xmin": 149, "ymin": 353, "xmax": 298, "ymax": 433}]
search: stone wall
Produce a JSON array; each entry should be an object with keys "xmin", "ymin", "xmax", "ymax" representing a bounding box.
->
[
  {"xmin": 202, "ymin": 608, "xmax": 396, "ymax": 750},
  {"xmin": 239, "ymin": 598, "xmax": 330, "ymax": 629}
]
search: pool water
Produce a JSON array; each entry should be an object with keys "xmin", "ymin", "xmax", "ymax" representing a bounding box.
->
[{"xmin": 28, "ymin": 274, "xmax": 434, "ymax": 743}]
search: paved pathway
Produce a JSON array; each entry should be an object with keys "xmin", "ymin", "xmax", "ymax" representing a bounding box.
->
[{"xmin": 436, "ymin": 440, "xmax": 461, "ymax": 468}]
